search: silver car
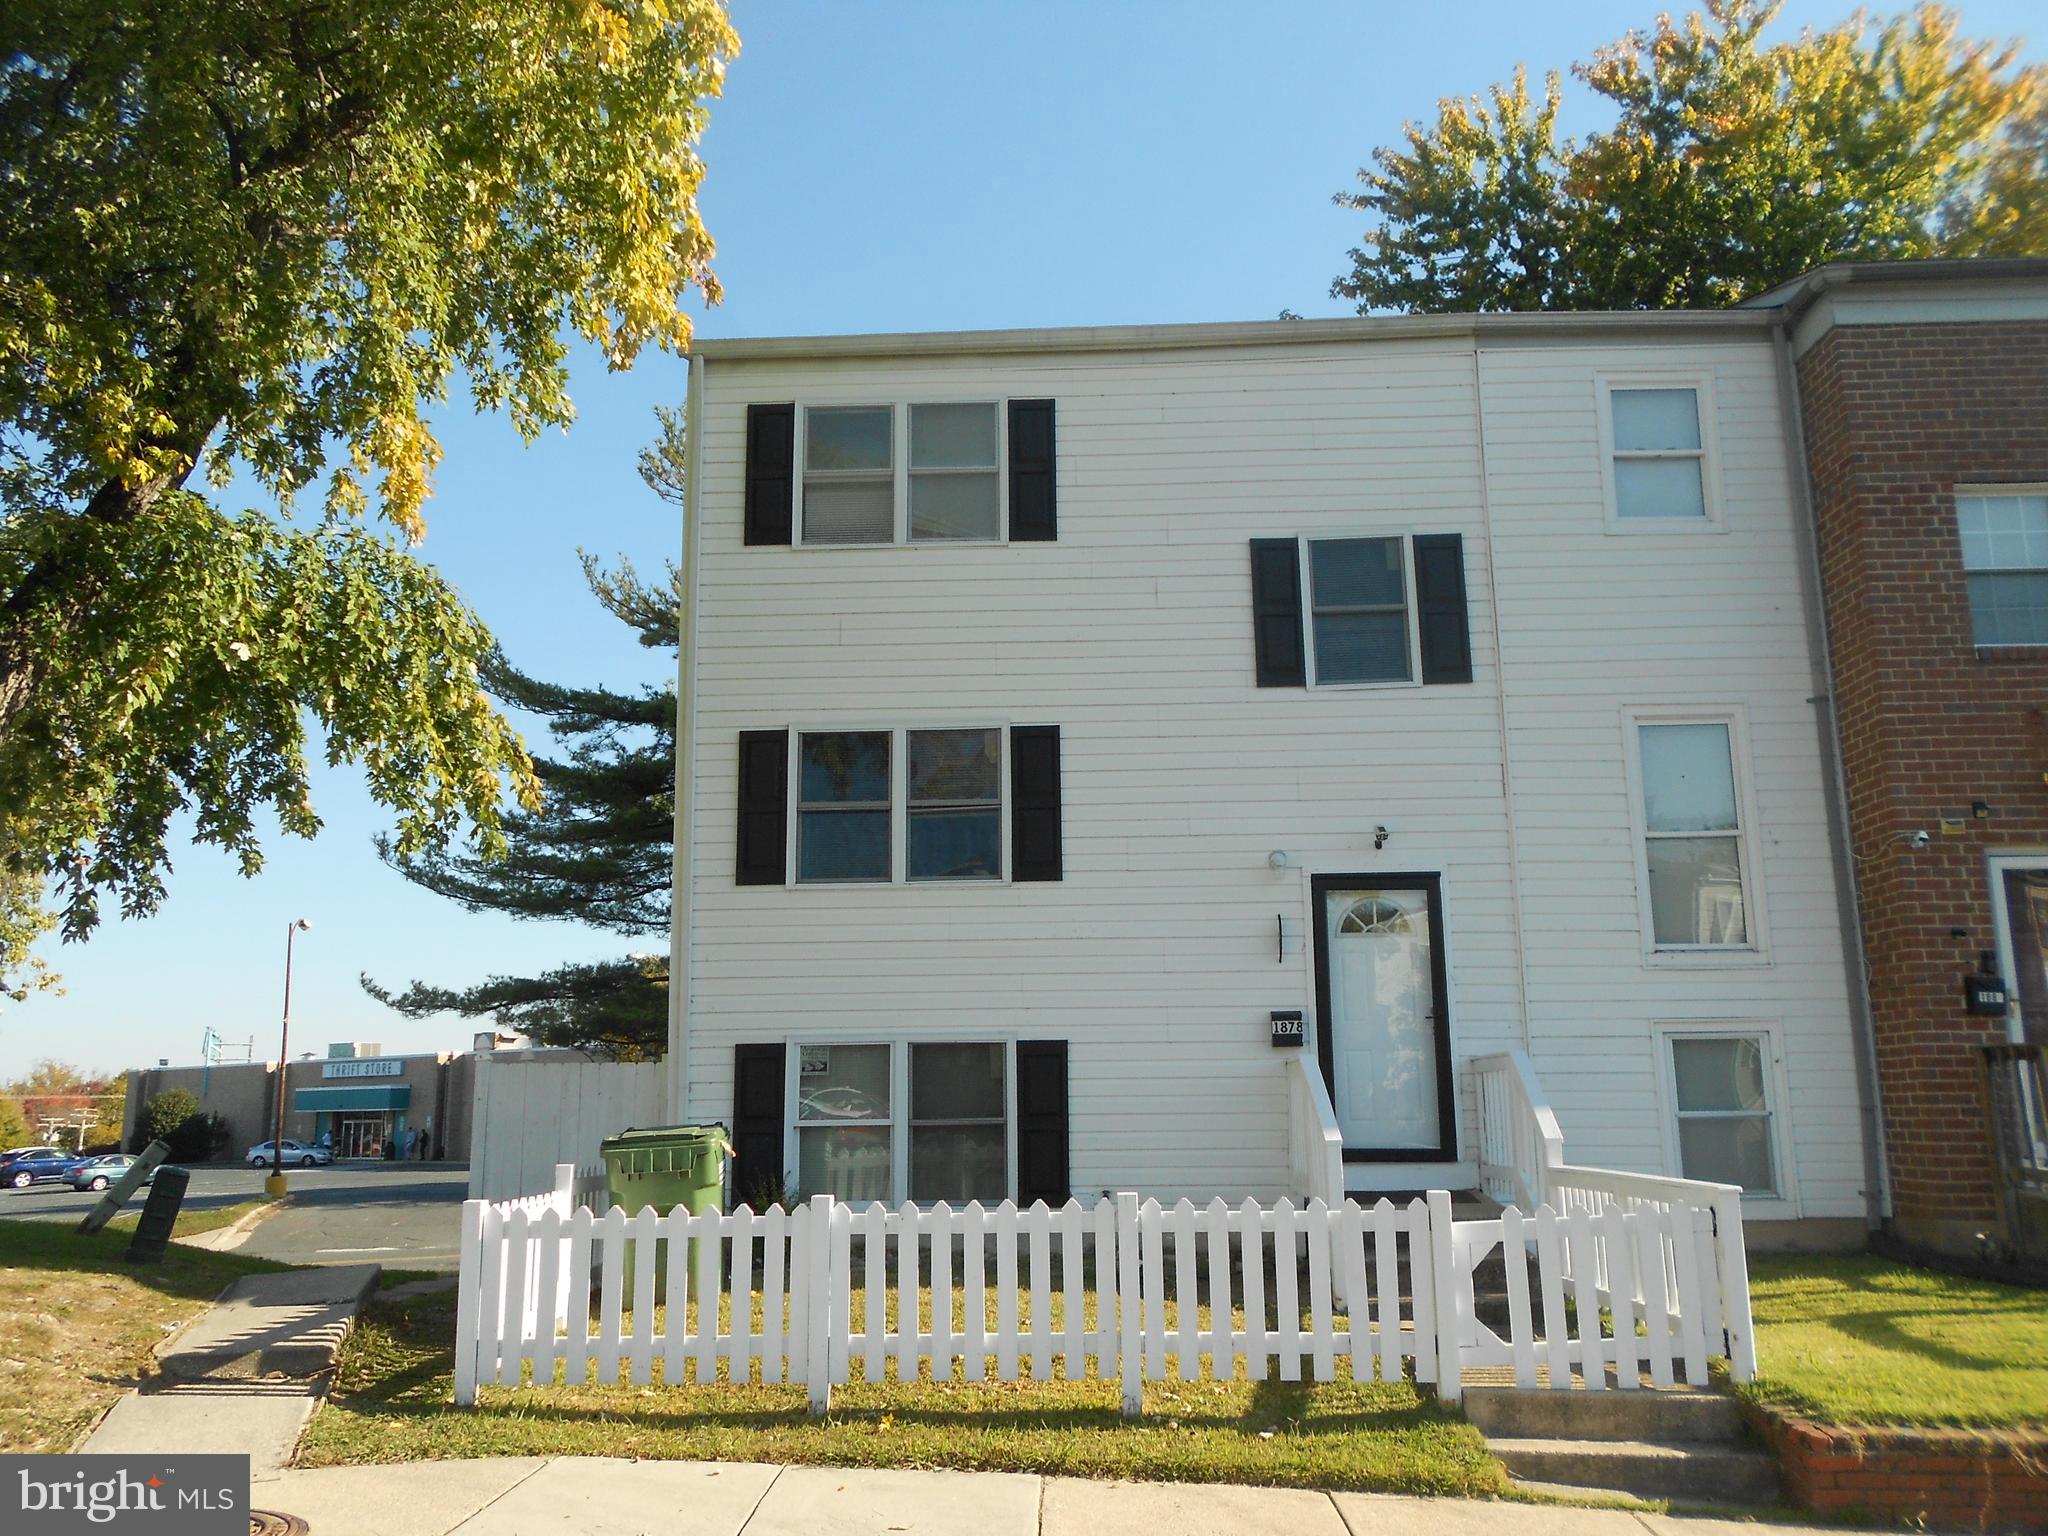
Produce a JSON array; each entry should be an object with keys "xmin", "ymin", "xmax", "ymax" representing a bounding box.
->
[{"xmin": 244, "ymin": 1139, "xmax": 332, "ymax": 1168}]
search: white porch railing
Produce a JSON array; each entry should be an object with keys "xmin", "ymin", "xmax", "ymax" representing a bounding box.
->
[
  {"xmin": 1471, "ymin": 1049, "xmax": 1564, "ymax": 1211},
  {"xmin": 1285, "ymin": 1051, "xmax": 1345, "ymax": 1211}
]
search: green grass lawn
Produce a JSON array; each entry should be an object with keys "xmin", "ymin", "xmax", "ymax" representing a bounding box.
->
[
  {"xmin": 297, "ymin": 1286, "xmax": 1507, "ymax": 1495},
  {"xmin": 0, "ymin": 1216, "xmax": 291, "ymax": 1453},
  {"xmin": 1744, "ymin": 1252, "xmax": 2048, "ymax": 1428}
]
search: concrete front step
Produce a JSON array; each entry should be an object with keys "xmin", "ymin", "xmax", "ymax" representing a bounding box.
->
[
  {"xmin": 1487, "ymin": 1436, "xmax": 1780, "ymax": 1505},
  {"xmin": 157, "ymin": 1263, "xmax": 380, "ymax": 1381},
  {"xmin": 1464, "ymin": 1384, "xmax": 1745, "ymax": 1443}
]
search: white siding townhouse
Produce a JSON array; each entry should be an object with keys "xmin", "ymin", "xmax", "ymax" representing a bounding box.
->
[{"xmin": 664, "ymin": 309, "xmax": 1871, "ymax": 1243}]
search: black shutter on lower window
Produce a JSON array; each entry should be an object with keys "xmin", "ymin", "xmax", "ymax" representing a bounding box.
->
[
  {"xmin": 744, "ymin": 403, "xmax": 795, "ymax": 546},
  {"xmin": 1007, "ymin": 399, "xmax": 1057, "ymax": 541},
  {"xmin": 731, "ymin": 1044, "xmax": 786, "ymax": 1210},
  {"xmin": 1010, "ymin": 725, "xmax": 1062, "ymax": 882},
  {"xmin": 1015, "ymin": 1039, "xmax": 1069, "ymax": 1206},
  {"xmin": 1249, "ymin": 538, "xmax": 1307, "ymax": 687},
  {"xmin": 735, "ymin": 730, "xmax": 789, "ymax": 885},
  {"xmin": 1413, "ymin": 533, "xmax": 1474, "ymax": 685}
]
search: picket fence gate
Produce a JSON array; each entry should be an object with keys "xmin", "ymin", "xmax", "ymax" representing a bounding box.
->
[{"xmin": 455, "ymin": 1168, "xmax": 1753, "ymax": 1413}]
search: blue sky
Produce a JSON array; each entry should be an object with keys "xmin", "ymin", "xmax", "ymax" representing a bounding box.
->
[{"xmin": 5, "ymin": 0, "xmax": 2042, "ymax": 1080}]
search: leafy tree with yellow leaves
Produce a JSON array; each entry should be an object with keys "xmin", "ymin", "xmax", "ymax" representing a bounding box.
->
[
  {"xmin": 1334, "ymin": 1, "xmax": 2047, "ymax": 313},
  {"xmin": 0, "ymin": 0, "xmax": 736, "ymax": 971}
]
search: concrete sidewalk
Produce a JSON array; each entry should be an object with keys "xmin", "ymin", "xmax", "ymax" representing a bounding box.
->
[{"xmin": 256, "ymin": 1457, "xmax": 1877, "ymax": 1536}]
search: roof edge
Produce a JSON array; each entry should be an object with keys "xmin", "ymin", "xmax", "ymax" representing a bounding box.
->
[
  {"xmin": 691, "ymin": 308, "xmax": 1775, "ymax": 363},
  {"xmin": 1743, "ymin": 257, "xmax": 2048, "ymax": 321}
]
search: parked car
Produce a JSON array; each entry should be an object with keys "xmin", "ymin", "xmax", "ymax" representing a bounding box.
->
[
  {"xmin": 66, "ymin": 1154, "xmax": 156, "ymax": 1192},
  {"xmin": 244, "ymin": 1139, "xmax": 331, "ymax": 1168},
  {"xmin": 1, "ymin": 1147, "xmax": 94, "ymax": 1188}
]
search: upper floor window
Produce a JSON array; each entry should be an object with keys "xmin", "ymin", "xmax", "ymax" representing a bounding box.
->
[
  {"xmin": 1957, "ymin": 489, "xmax": 2048, "ymax": 647},
  {"xmin": 749, "ymin": 399, "xmax": 1056, "ymax": 548},
  {"xmin": 737, "ymin": 725, "xmax": 1062, "ymax": 888},
  {"xmin": 1249, "ymin": 533, "xmax": 1471, "ymax": 689},
  {"xmin": 802, "ymin": 407, "xmax": 894, "ymax": 544},
  {"xmin": 1636, "ymin": 718, "xmax": 1751, "ymax": 950},
  {"xmin": 910, "ymin": 404, "xmax": 1001, "ymax": 541},
  {"xmin": 1602, "ymin": 380, "xmax": 1718, "ymax": 529},
  {"xmin": 796, "ymin": 731, "xmax": 892, "ymax": 882},
  {"xmin": 1308, "ymin": 537, "xmax": 1413, "ymax": 685}
]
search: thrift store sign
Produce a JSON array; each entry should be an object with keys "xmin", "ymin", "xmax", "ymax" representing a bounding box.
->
[{"xmin": 3, "ymin": 1456, "xmax": 247, "ymax": 1535}]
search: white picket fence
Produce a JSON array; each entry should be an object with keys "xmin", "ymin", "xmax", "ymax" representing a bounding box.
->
[{"xmin": 455, "ymin": 1168, "xmax": 1753, "ymax": 1413}]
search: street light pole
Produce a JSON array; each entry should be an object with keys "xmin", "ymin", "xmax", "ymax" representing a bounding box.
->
[{"xmin": 265, "ymin": 917, "xmax": 312, "ymax": 1199}]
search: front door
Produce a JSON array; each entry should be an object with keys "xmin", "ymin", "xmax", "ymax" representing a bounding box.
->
[{"xmin": 1313, "ymin": 875, "xmax": 1454, "ymax": 1161}]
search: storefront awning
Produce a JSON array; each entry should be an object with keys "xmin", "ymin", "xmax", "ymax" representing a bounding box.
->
[{"xmin": 294, "ymin": 1085, "xmax": 411, "ymax": 1112}]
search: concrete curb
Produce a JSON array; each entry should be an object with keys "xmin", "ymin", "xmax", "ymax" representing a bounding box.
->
[{"xmin": 175, "ymin": 1197, "xmax": 287, "ymax": 1253}]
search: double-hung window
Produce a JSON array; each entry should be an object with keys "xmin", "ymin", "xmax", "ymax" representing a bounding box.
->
[
  {"xmin": 792, "ymin": 1040, "xmax": 1011, "ymax": 1204},
  {"xmin": 792, "ymin": 727, "xmax": 1007, "ymax": 884},
  {"xmin": 1306, "ymin": 536, "xmax": 1415, "ymax": 685},
  {"xmin": 798, "ymin": 402, "xmax": 1004, "ymax": 545},
  {"xmin": 797, "ymin": 731, "xmax": 891, "ymax": 882},
  {"xmin": 802, "ymin": 407, "xmax": 895, "ymax": 544},
  {"xmin": 794, "ymin": 1043, "xmax": 893, "ymax": 1204},
  {"xmin": 909, "ymin": 1042, "xmax": 1008, "ymax": 1203},
  {"xmin": 1666, "ymin": 1032, "xmax": 1780, "ymax": 1196},
  {"xmin": 1605, "ymin": 381, "xmax": 1715, "ymax": 526},
  {"xmin": 907, "ymin": 728, "xmax": 1001, "ymax": 879},
  {"xmin": 1636, "ymin": 718, "xmax": 1752, "ymax": 950},
  {"xmin": 1957, "ymin": 489, "xmax": 2048, "ymax": 646},
  {"xmin": 909, "ymin": 404, "xmax": 1001, "ymax": 541}
]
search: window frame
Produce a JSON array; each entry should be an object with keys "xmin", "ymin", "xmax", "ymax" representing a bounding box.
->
[
  {"xmin": 1623, "ymin": 705, "xmax": 1769, "ymax": 965},
  {"xmin": 790, "ymin": 1039, "xmax": 896, "ymax": 1204},
  {"xmin": 793, "ymin": 398, "xmax": 1010, "ymax": 549},
  {"xmin": 1596, "ymin": 374, "xmax": 1724, "ymax": 534},
  {"xmin": 1653, "ymin": 1021, "xmax": 1797, "ymax": 1214},
  {"xmin": 781, "ymin": 1035, "xmax": 1019, "ymax": 1206},
  {"xmin": 1955, "ymin": 484, "xmax": 2048, "ymax": 650},
  {"xmin": 1295, "ymin": 532, "xmax": 1425, "ymax": 691},
  {"xmin": 793, "ymin": 730, "xmax": 894, "ymax": 886},
  {"xmin": 784, "ymin": 724, "xmax": 1015, "ymax": 886}
]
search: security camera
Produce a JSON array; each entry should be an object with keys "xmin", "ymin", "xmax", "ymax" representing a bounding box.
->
[{"xmin": 1907, "ymin": 830, "xmax": 1931, "ymax": 850}]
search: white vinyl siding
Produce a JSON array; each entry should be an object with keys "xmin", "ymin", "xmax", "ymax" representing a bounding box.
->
[{"xmin": 681, "ymin": 330, "xmax": 1861, "ymax": 1221}]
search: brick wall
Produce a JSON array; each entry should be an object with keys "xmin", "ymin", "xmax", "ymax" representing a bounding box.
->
[
  {"xmin": 1797, "ymin": 319, "xmax": 2048, "ymax": 1252},
  {"xmin": 1755, "ymin": 1408, "xmax": 2048, "ymax": 1531}
]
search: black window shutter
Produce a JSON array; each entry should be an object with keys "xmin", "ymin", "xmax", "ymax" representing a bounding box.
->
[
  {"xmin": 731, "ymin": 1043, "xmax": 786, "ymax": 1209},
  {"xmin": 744, "ymin": 403, "xmax": 795, "ymax": 546},
  {"xmin": 1413, "ymin": 533, "xmax": 1474, "ymax": 685},
  {"xmin": 735, "ymin": 730, "xmax": 789, "ymax": 885},
  {"xmin": 1015, "ymin": 1039, "xmax": 1069, "ymax": 1206},
  {"xmin": 1008, "ymin": 399, "xmax": 1057, "ymax": 541},
  {"xmin": 1249, "ymin": 538, "xmax": 1306, "ymax": 687},
  {"xmin": 1010, "ymin": 725, "xmax": 1062, "ymax": 881}
]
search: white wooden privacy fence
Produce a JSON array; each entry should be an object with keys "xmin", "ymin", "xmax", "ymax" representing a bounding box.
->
[{"xmin": 455, "ymin": 1168, "xmax": 1754, "ymax": 1413}]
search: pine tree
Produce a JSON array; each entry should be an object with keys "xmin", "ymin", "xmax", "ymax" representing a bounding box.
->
[{"xmin": 362, "ymin": 412, "xmax": 684, "ymax": 1057}]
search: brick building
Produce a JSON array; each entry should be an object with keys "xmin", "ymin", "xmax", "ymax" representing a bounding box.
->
[{"xmin": 1764, "ymin": 259, "xmax": 2048, "ymax": 1257}]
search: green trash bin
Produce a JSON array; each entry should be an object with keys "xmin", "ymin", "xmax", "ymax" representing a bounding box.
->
[{"xmin": 600, "ymin": 1124, "xmax": 731, "ymax": 1297}]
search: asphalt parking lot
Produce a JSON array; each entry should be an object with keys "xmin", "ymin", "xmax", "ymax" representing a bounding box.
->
[{"xmin": 0, "ymin": 1161, "xmax": 470, "ymax": 1271}]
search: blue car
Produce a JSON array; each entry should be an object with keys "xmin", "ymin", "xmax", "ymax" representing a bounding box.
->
[{"xmin": 1, "ymin": 1146, "xmax": 93, "ymax": 1188}]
